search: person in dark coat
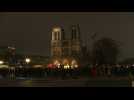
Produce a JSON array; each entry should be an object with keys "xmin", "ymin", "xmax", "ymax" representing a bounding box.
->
[{"xmin": 91, "ymin": 66, "xmax": 97, "ymax": 77}]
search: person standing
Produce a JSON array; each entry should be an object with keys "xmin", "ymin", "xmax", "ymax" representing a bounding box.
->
[
  {"xmin": 107, "ymin": 66, "xmax": 111, "ymax": 77},
  {"xmin": 91, "ymin": 66, "xmax": 97, "ymax": 77}
]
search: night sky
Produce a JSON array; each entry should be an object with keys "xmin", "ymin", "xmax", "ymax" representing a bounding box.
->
[{"xmin": 0, "ymin": 12, "xmax": 134, "ymax": 60}]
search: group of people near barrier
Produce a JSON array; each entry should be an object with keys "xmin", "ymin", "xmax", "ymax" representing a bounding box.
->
[
  {"xmin": 0, "ymin": 64, "xmax": 133, "ymax": 79},
  {"xmin": 89, "ymin": 64, "xmax": 134, "ymax": 77}
]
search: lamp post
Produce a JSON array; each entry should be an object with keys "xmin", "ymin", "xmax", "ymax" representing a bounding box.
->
[
  {"xmin": 24, "ymin": 58, "xmax": 31, "ymax": 78},
  {"xmin": 25, "ymin": 58, "xmax": 31, "ymax": 68},
  {"xmin": 25, "ymin": 58, "xmax": 31, "ymax": 64},
  {"xmin": 7, "ymin": 46, "xmax": 16, "ymax": 79},
  {"xmin": 0, "ymin": 60, "xmax": 4, "ymax": 65}
]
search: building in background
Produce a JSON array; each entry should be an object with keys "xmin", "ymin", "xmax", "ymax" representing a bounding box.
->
[
  {"xmin": 50, "ymin": 24, "xmax": 82, "ymax": 69},
  {"xmin": 0, "ymin": 25, "xmax": 88, "ymax": 69}
]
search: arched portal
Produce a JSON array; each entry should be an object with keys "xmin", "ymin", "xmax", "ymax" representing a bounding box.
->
[
  {"xmin": 53, "ymin": 60, "xmax": 61, "ymax": 68},
  {"xmin": 62, "ymin": 59, "xmax": 69, "ymax": 65}
]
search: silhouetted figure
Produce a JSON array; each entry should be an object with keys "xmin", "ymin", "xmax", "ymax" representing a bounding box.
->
[
  {"xmin": 107, "ymin": 66, "xmax": 111, "ymax": 77},
  {"xmin": 60, "ymin": 64, "xmax": 65, "ymax": 79},
  {"xmin": 91, "ymin": 66, "xmax": 97, "ymax": 77}
]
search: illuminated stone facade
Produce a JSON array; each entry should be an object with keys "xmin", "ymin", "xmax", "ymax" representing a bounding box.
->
[{"xmin": 50, "ymin": 25, "xmax": 82, "ymax": 68}]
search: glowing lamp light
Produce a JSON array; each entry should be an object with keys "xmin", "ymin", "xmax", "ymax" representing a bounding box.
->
[
  {"xmin": 71, "ymin": 60, "xmax": 78, "ymax": 68},
  {"xmin": 57, "ymin": 64, "xmax": 61, "ymax": 68},
  {"xmin": 8, "ymin": 46, "xmax": 15, "ymax": 50},
  {"xmin": 0, "ymin": 65, "xmax": 8, "ymax": 68},
  {"xmin": 53, "ymin": 27, "xmax": 61, "ymax": 32},
  {"xmin": 64, "ymin": 64, "xmax": 70, "ymax": 69},
  {"xmin": 0, "ymin": 61, "xmax": 4, "ymax": 65},
  {"xmin": 64, "ymin": 65, "xmax": 67, "ymax": 69},
  {"xmin": 25, "ymin": 58, "xmax": 31, "ymax": 64},
  {"xmin": 74, "ymin": 65, "xmax": 78, "ymax": 68}
]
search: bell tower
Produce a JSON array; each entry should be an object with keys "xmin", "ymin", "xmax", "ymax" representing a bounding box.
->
[
  {"xmin": 71, "ymin": 24, "xmax": 81, "ymax": 57},
  {"xmin": 50, "ymin": 25, "xmax": 82, "ymax": 68},
  {"xmin": 51, "ymin": 27, "xmax": 65, "ymax": 57},
  {"xmin": 71, "ymin": 24, "xmax": 80, "ymax": 40}
]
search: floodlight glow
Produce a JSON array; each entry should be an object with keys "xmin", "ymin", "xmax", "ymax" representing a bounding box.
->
[
  {"xmin": 0, "ymin": 61, "xmax": 4, "ymax": 65},
  {"xmin": 25, "ymin": 58, "xmax": 31, "ymax": 64}
]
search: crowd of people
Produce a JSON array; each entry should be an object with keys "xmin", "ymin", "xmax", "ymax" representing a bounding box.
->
[
  {"xmin": 88, "ymin": 64, "xmax": 134, "ymax": 77},
  {"xmin": 0, "ymin": 64, "xmax": 134, "ymax": 79},
  {"xmin": 0, "ymin": 67, "xmax": 80, "ymax": 79}
]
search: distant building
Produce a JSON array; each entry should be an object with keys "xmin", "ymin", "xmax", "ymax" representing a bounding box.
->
[
  {"xmin": 50, "ymin": 24, "xmax": 82, "ymax": 68},
  {"xmin": 0, "ymin": 46, "xmax": 18, "ymax": 65}
]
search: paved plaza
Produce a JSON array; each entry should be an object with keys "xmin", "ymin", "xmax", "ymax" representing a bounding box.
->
[{"xmin": 0, "ymin": 77, "xmax": 132, "ymax": 87}]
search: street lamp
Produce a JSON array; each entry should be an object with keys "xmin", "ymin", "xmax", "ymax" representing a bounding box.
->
[
  {"xmin": 25, "ymin": 58, "xmax": 31, "ymax": 64},
  {"xmin": 0, "ymin": 60, "xmax": 4, "ymax": 65}
]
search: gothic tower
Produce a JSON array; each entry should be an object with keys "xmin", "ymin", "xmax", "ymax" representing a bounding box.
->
[
  {"xmin": 71, "ymin": 24, "xmax": 81, "ymax": 57},
  {"xmin": 50, "ymin": 25, "xmax": 82, "ymax": 68},
  {"xmin": 51, "ymin": 27, "xmax": 65, "ymax": 57}
]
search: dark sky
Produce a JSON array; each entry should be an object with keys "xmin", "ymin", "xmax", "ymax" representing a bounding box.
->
[{"xmin": 0, "ymin": 12, "xmax": 134, "ymax": 60}]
